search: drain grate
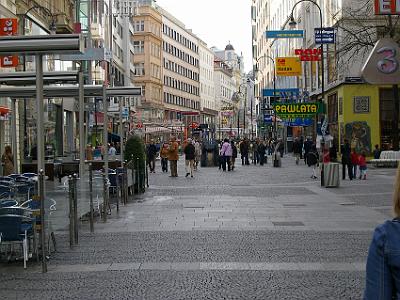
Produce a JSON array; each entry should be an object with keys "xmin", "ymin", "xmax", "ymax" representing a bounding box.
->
[{"xmin": 272, "ymin": 221, "xmax": 305, "ymax": 227}]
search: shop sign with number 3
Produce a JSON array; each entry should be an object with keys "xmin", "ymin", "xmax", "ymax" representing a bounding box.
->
[{"xmin": 362, "ymin": 38, "xmax": 400, "ymax": 84}]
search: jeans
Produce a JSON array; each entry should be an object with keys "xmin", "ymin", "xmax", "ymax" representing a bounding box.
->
[
  {"xmin": 241, "ymin": 154, "xmax": 249, "ymax": 165},
  {"xmin": 353, "ymin": 165, "xmax": 358, "ymax": 178},
  {"xmin": 161, "ymin": 158, "xmax": 168, "ymax": 172},
  {"xmin": 148, "ymin": 158, "xmax": 156, "ymax": 172}
]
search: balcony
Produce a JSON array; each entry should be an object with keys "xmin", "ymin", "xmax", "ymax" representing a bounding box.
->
[{"xmin": 90, "ymin": 22, "xmax": 105, "ymax": 40}]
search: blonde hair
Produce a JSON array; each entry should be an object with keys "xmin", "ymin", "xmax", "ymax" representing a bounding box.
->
[{"xmin": 394, "ymin": 165, "xmax": 400, "ymax": 218}]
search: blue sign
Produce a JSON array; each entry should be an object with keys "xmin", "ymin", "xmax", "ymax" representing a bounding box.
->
[
  {"xmin": 285, "ymin": 118, "xmax": 314, "ymax": 127},
  {"xmin": 315, "ymin": 28, "xmax": 335, "ymax": 44},
  {"xmin": 266, "ymin": 30, "xmax": 304, "ymax": 39},
  {"xmin": 264, "ymin": 115, "xmax": 273, "ymax": 124},
  {"xmin": 177, "ymin": 112, "xmax": 182, "ymax": 120},
  {"xmin": 263, "ymin": 88, "xmax": 300, "ymax": 97}
]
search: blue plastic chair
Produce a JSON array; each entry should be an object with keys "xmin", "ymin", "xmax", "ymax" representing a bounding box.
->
[
  {"xmin": 0, "ymin": 185, "xmax": 13, "ymax": 199},
  {"xmin": 14, "ymin": 184, "xmax": 32, "ymax": 202},
  {"xmin": 15, "ymin": 176, "xmax": 30, "ymax": 183},
  {"xmin": 0, "ymin": 213, "xmax": 34, "ymax": 269},
  {"xmin": 0, "ymin": 200, "xmax": 18, "ymax": 208},
  {"xmin": 8, "ymin": 174, "xmax": 20, "ymax": 180},
  {"xmin": 0, "ymin": 176, "xmax": 14, "ymax": 182},
  {"xmin": 21, "ymin": 173, "xmax": 37, "ymax": 178}
]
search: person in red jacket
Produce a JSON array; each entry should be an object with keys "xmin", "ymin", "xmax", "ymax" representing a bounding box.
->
[
  {"xmin": 359, "ymin": 151, "xmax": 367, "ymax": 180},
  {"xmin": 350, "ymin": 149, "xmax": 359, "ymax": 179}
]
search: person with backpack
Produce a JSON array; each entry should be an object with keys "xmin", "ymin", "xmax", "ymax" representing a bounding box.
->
[{"xmin": 307, "ymin": 144, "xmax": 319, "ymax": 179}]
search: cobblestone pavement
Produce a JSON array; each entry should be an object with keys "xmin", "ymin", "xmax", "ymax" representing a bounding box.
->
[{"xmin": 0, "ymin": 156, "xmax": 396, "ymax": 299}]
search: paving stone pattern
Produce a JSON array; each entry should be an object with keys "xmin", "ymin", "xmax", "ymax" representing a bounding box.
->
[{"xmin": 0, "ymin": 156, "xmax": 397, "ymax": 299}]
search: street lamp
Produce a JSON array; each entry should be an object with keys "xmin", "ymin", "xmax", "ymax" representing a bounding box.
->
[
  {"xmin": 238, "ymin": 81, "xmax": 250, "ymax": 138},
  {"xmin": 289, "ymin": 0, "xmax": 325, "ymax": 143},
  {"xmin": 254, "ymin": 54, "xmax": 277, "ymax": 141}
]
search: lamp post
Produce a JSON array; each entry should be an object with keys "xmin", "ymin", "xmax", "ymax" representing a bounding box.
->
[
  {"xmin": 255, "ymin": 54, "xmax": 277, "ymax": 141},
  {"xmin": 289, "ymin": 0, "xmax": 325, "ymax": 144},
  {"xmin": 238, "ymin": 82, "xmax": 249, "ymax": 138}
]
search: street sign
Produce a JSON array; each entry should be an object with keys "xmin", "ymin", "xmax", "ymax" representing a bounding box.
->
[
  {"xmin": 375, "ymin": 0, "xmax": 400, "ymax": 15},
  {"xmin": 59, "ymin": 47, "xmax": 112, "ymax": 62},
  {"xmin": 276, "ymin": 57, "xmax": 302, "ymax": 76},
  {"xmin": 362, "ymin": 38, "xmax": 400, "ymax": 84},
  {"xmin": 122, "ymin": 107, "xmax": 129, "ymax": 118},
  {"xmin": 262, "ymin": 88, "xmax": 299, "ymax": 97},
  {"xmin": 266, "ymin": 30, "xmax": 304, "ymax": 39},
  {"xmin": 315, "ymin": 28, "xmax": 335, "ymax": 44}
]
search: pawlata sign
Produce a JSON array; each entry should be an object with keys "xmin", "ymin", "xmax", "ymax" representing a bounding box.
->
[{"xmin": 273, "ymin": 103, "xmax": 321, "ymax": 118}]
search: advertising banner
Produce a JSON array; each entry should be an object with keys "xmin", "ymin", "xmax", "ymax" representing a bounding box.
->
[
  {"xmin": 276, "ymin": 57, "xmax": 302, "ymax": 76},
  {"xmin": 0, "ymin": 18, "xmax": 18, "ymax": 68}
]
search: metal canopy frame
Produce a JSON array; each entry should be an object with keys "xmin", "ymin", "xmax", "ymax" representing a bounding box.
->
[
  {"xmin": 0, "ymin": 71, "xmax": 79, "ymax": 85},
  {"xmin": 0, "ymin": 85, "xmax": 142, "ymax": 98}
]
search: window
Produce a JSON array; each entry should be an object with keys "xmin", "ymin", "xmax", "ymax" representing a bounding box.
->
[
  {"xmin": 134, "ymin": 63, "xmax": 145, "ymax": 76},
  {"xmin": 134, "ymin": 20, "xmax": 144, "ymax": 32},
  {"xmin": 133, "ymin": 40, "xmax": 144, "ymax": 54}
]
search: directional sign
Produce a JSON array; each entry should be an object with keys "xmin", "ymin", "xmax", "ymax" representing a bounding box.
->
[
  {"xmin": 59, "ymin": 47, "xmax": 112, "ymax": 62},
  {"xmin": 263, "ymin": 88, "xmax": 300, "ymax": 97},
  {"xmin": 315, "ymin": 28, "xmax": 335, "ymax": 44},
  {"xmin": 0, "ymin": 18, "xmax": 18, "ymax": 68}
]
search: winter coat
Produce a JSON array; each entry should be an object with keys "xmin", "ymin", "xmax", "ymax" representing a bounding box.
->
[
  {"xmin": 168, "ymin": 141, "xmax": 179, "ymax": 161},
  {"xmin": 160, "ymin": 146, "xmax": 169, "ymax": 159},
  {"xmin": 184, "ymin": 144, "xmax": 196, "ymax": 160},
  {"xmin": 232, "ymin": 145, "xmax": 238, "ymax": 159},
  {"xmin": 307, "ymin": 151, "xmax": 319, "ymax": 167},
  {"xmin": 293, "ymin": 141, "xmax": 302, "ymax": 154},
  {"xmin": 147, "ymin": 144, "xmax": 158, "ymax": 159},
  {"xmin": 240, "ymin": 141, "xmax": 249, "ymax": 155}
]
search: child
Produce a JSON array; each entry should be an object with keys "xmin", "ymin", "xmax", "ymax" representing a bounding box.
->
[
  {"xmin": 359, "ymin": 151, "xmax": 367, "ymax": 180},
  {"xmin": 350, "ymin": 149, "xmax": 359, "ymax": 179}
]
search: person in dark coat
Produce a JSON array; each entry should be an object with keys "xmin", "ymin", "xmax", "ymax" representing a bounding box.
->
[
  {"xmin": 257, "ymin": 141, "xmax": 267, "ymax": 166},
  {"xmin": 307, "ymin": 144, "xmax": 319, "ymax": 179},
  {"xmin": 231, "ymin": 141, "xmax": 238, "ymax": 170},
  {"xmin": 341, "ymin": 139, "xmax": 353, "ymax": 180},
  {"xmin": 293, "ymin": 138, "xmax": 302, "ymax": 165},
  {"xmin": 146, "ymin": 140, "xmax": 158, "ymax": 173},
  {"xmin": 240, "ymin": 139, "xmax": 250, "ymax": 165},
  {"xmin": 329, "ymin": 141, "xmax": 338, "ymax": 162},
  {"xmin": 183, "ymin": 138, "xmax": 196, "ymax": 177},
  {"xmin": 303, "ymin": 138, "xmax": 312, "ymax": 165}
]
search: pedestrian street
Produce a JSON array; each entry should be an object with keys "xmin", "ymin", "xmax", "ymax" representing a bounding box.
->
[{"xmin": 0, "ymin": 157, "xmax": 396, "ymax": 299}]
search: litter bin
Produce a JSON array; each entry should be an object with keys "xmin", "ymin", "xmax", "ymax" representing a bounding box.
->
[
  {"xmin": 323, "ymin": 162, "xmax": 340, "ymax": 188},
  {"xmin": 201, "ymin": 141, "xmax": 219, "ymax": 167}
]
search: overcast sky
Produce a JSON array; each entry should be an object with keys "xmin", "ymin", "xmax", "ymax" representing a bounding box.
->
[{"xmin": 156, "ymin": 0, "xmax": 252, "ymax": 72}]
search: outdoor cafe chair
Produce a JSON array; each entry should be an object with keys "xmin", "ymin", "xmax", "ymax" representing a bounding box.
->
[
  {"xmin": 0, "ymin": 199, "xmax": 18, "ymax": 208},
  {"xmin": 0, "ymin": 208, "xmax": 35, "ymax": 269},
  {"xmin": 8, "ymin": 174, "xmax": 20, "ymax": 180},
  {"xmin": 14, "ymin": 183, "xmax": 33, "ymax": 203},
  {"xmin": 0, "ymin": 176, "xmax": 14, "ymax": 182},
  {"xmin": 0, "ymin": 185, "xmax": 14, "ymax": 200},
  {"xmin": 22, "ymin": 173, "xmax": 37, "ymax": 178},
  {"xmin": 15, "ymin": 176, "xmax": 30, "ymax": 183}
]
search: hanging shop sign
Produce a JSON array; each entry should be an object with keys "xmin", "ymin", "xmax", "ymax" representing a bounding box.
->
[
  {"xmin": 375, "ymin": 0, "xmax": 400, "ymax": 15},
  {"xmin": 275, "ymin": 57, "xmax": 302, "ymax": 76},
  {"xmin": 262, "ymin": 88, "xmax": 300, "ymax": 97},
  {"xmin": 0, "ymin": 18, "xmax": 18, "ymax": 68},
  {"xmin": 362, "ymin": 38, "xmax": 400, "ymax": 84},
  {"xmin": 273, "ymin": 103, "xmax": 321, "ymax": 118},
  {"xmin": 294, "ymin": 49, "xmax": 322, "ymax": 61},
  {"xmin": 266, "ymin": 30, "xmax": 304, "ymax": 39}
]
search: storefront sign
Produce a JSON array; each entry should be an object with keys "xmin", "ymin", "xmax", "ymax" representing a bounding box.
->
[
  {"xmin": 276, "ymin": 57, "xmax": 302, "ymax": 76},
  {"xmin": 315, "ymin": 28, "xmax": 335, "ymax": 44},
  {"xmin": 294, "ymin": 49, "xmax": 322, "ymax": 61},
  {"xmin": 362, "ymin": 38, "xmax": 400, "ymax": 84},
  {"xmin": 262, "ymin": 88, "xmax": 300, "ymax": 97},
  {"xmin": 375, "ymin": 0, "xmax": 400, "ymax": 15},
  {"xmin": 0, "ymin": 18, "xmax": 18, "ymax": 67},
  {"xmin": 266, "ymin": 30, "xmax": 304, "ymax": 39},
  {"xmin": 273, "ymin": 103, "xmax": 321, "ymax": 118}
]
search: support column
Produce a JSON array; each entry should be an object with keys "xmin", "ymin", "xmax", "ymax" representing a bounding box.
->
[
  {"xmin": 36, "ymin": 55, "xmax": 45, "ymax": 174},
  {"xmin": 11, "ymin": 98, "xmax": 17, "ymax": 173},
  {"xmin": 79, "ymin": 69, "xmax": 85, "ymax": 178}
]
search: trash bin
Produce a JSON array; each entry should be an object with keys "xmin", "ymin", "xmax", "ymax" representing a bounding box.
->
[
  {"xmin": 201, "ymin": 141, "xmax": 219, "ymax": 167},
  {"xmin": 323, "ymin": 162, "xmax": 340, "ymax": 188}
]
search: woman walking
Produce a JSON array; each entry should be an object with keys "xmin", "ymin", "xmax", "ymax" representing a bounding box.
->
[
  {"xmin": 364, "ymin": 166, "xmax": 400, "ymax": 299},
  {"xmin": 220, "ymin": 139, "xmax": 232, "ymax": 172},
  {"xmin": 1, "ymin": 145, "xmax": 14, "ymax": 176}
]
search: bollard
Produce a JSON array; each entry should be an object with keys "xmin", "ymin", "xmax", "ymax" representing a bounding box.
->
[
  {"xmin": 73, "ymin": 174, "xmax": 78, "ymax": 245},
  {"xmin": 145, "ymin": 158, "xmax": 149, "ymax": 189},
  {"xmin": 68, "ymin": 175, "xmax": 74, "ymax": 248},
  {"xmin": 89, "ymin": 163, "xmax": 94, "ymax": 233},
  {"xmin": 137, "ymin": 158, "xmax": 141, "ymax": 194},
  {"xmin": 124, "ymin": 161, "xmax": 128, "ymax": 204},
  {"xmin": 38, "ymin": 169, "xmax": 47, "ymax": 273},
  {"xmin": 102, "ymin": 171, "xmax": 108, "ymax": 222},
  {"xmin": 115, "ymin": 168, "xmax": 120, "ymax": 213}
]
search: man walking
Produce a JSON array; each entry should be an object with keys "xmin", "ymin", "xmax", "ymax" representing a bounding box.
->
[
  {"xmin": 341, "ymin": 139, "xmax": 353, "ymax": 180},
  {"xmin": 293, "ymin": 138, "xmax": 302, "ymax": 165},
  {"xmin": 184, "ymin": 138, "xmax": 196, "ymax": 177},
  {"xmin": 240, "ymin": 138, "xmax": 250, "ymax": 165},
  {"xmin": 146, "ymin": 139, "xmax": 157, "ymax": 173},
  {"xmin": 168, "ymin": 136, "xmax": 179, "ymax": 177}
]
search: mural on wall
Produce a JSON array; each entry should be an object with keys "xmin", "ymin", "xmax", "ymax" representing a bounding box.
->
[{"xmin": 345, "ymin": 122, "xmax": 371, "ymax": 154}]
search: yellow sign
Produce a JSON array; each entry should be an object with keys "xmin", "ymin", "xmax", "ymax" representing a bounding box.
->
[{"xmin": 276, "ymin": 57, "xmax": 302, "ymax": 76}]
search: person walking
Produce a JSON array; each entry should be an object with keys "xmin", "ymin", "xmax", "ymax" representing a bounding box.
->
[
  {"xmin": 231, "ymin": 141, "xmax": 238, "ymax": 170},
  {"xmin": 303, "ymin": 137, "xmax": 313, "ymax": 165},
  {"xmin": 146, "ymin": 140, "xmax": 158, "ymax": 173},
  {"xmin": 351, "ymin": 149, "xmax": 359, "ymax": 179},
  {"xmin": 108, "ymin": 143, "xmax": 117, "ymax": 158},
  {"xmin": 194, "ymin": 140, "xmax": 202, "ymax": 171},
  {"xmin": 307, "ymin": 145, "xmax": 319, "ymax": 179},
  {"xmin": 160, "ymin": 142, "xmax": 169, "ymax": 173},
  {"xmin": 363, "ymin": 166, "xmax": 400, "ymax": 299},
  {"xmin": 240, "ymin": 138, "xmax": 250, "ymax": 165},
  {"xmin": 359, "ymin": 151, "xmax": 367, "ymax": 180},
  {"xmin": 168, "ymin": 137, "xmax": 179, "ymax": 177},
  {"xmin": 293, "ymin": 138, "xmax": 302, "ymax": 165},
  {"xmin": 183, "ymin": 138, "xmax": 196, "ymax": 178},
  {"xmin": 341, "ymin": 139, "xmax": 353, "ymax": 180},
  {"xmin": 258, "ymin": 140, "xmax": 267, "ymax": 166},
  {"xmin": 373, "ymin": 144, "xmax": 381, "ymax": 159},
  {"xmin": 220, "ymin": 138, "xmax": 232, "ymax": 172},
  {"xmin": 1, "ymin": 145, "xmax": 14, "ymax": 176}
]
